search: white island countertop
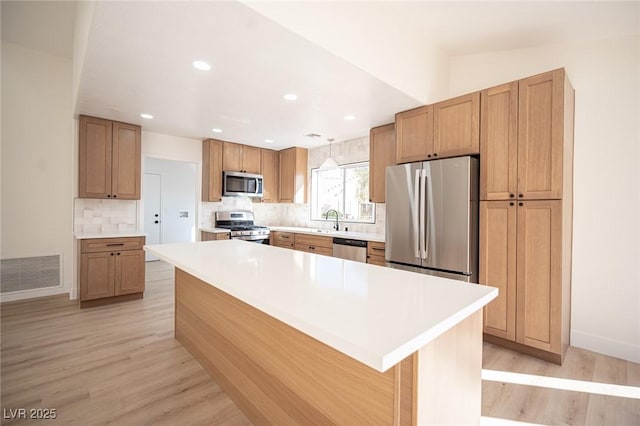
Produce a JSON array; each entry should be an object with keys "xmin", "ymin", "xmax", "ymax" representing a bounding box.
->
[{"xmin": 145, "ymin": 240, "xmax": 497, "ymax": 372}]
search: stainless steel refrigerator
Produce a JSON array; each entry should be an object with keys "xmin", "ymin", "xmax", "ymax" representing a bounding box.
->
[{"xmin": 385, "ymin": 156, "xmax": 479, "ymax": 282}]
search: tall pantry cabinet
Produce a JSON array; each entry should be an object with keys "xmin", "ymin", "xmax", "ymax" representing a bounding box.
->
[{"xmin": 479, "ymin": 69, "xmax": 574, "ymax": 364}]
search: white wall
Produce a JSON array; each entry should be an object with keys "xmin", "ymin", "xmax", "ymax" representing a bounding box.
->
[
  {"xmin": 144, "ymin": 157, "xmax": 197, "ymax": 244},
  {"xmin": 142, "ymin": 130, "xmax": 202, "ymax": 239},
  {"xmin": 449, "ymin": 35, "xmax": 640, "ymax": 363},
  {"xmin": 1, "ymin": 41, "xmax": 73, "ymax": 300}
]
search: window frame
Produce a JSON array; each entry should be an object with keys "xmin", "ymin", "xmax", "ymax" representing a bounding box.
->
[{"xmin": 310, "ymin": 161, "xmax": 376, "ymax": 224}]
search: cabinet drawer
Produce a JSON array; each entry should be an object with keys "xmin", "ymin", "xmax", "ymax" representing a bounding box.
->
[
  {"xmin": 274, "ymin": 240, "xmax": 295, "ymax": 249},
  {"xmin": 367, "ymin": 241, "xmax": 386, "ymax": 256},
  {"xmin": 367, "ymin": 255, "xmax": 386, "ymax": 266},
  {"xmin": 294, "ymin": 234, "xmax": 333, "ymax": 249},
  {"xmin": 81, "ymin": 237, "xmax": 145, "ymax": 253},
  {"xmin": 294, "ymin": 243, "xmax": 333, "ymax": 256},
  {"xmin": 272, "ymin": 231, "xmax": 295, "ymax": 244}
]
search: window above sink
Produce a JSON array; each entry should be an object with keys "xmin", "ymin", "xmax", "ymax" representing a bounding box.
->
[{"xmin": 310, "ymin": 162, "xmax": 375, "ymax": 224}]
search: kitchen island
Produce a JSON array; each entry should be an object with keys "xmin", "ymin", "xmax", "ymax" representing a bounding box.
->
[{"xmin": 145, "ymin": 240, "xmax": 497, "ymax": 425}]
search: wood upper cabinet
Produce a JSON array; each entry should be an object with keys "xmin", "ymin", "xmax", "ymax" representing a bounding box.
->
[
  {"xmin": 112, "ymin": 122, "xmax": 142, "ymax": 199},
  {"xmin": 202, "ymin": 139, "xmax": 223, "ymax": 202},
  {"xmin": 517, "ymin": 69, "xmax": 566, "ymax": 200},
  {"xmin": 279, "ymin": 147, "xmax": 308, "ymax": 204},
  {"xmin": 481, "ymin": 82, "xmax": 519, "ymax": 200},
  {"xmin": 433, "ymin": 91, "xmax": 480, "ymax": 158},
  {"xmin": 369, "ymin": 124, "xmax": 395, "ymax": 203},
  {"xmin": 223, "ymin": 142, "xmax": 261, "ymax": 174},
  {"xmin": 79, "ymin": 115, "xmax": 141, "ymax": 199},
  {"xmin": 395, "ymin": 105, "xmax": 433, "ymax": 164},
  {"xmin": 79, "ymin": 237, "xmax": 145, "ymax": 306},
  {"xmin": 481, "ymin": 69, "xmax": 572, "ymax": 201},
  {"xmin": 261, "ymin": 149, "xmax": 279, "ymax": 203}
]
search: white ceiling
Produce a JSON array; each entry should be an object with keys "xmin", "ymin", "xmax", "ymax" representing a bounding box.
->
[{"xmin": 2, "ymin": 1, "xmax": 639, "ymax": 150}]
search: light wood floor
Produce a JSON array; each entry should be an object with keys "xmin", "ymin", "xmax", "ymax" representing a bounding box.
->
[{"xmin": 2, "ymin": 261, "xmax": 639, "ymax": 425}]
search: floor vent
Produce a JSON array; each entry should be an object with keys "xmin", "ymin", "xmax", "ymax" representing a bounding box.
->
[{"xmin": 1, "ymin": 255, "xmax": 60, "ymax": 293}]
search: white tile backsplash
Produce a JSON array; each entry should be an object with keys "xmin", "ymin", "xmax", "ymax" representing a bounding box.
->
[{"xmin": 73, "ymin": 199, "xmax": 138, "ymax": 234}]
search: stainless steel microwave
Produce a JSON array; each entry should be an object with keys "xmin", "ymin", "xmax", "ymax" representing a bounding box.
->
[{"xmin": 223, "ymin": 171, "xmax": 264, "ymax": 198}]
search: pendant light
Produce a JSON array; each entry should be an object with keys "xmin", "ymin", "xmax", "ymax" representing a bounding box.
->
[{"xmin": 320, "ymin": 138, "xmax": 338, "ymax": 170}]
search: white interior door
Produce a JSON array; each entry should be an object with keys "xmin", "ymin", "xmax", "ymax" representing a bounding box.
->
[{"xmin": 144, "ymin": 173, "xmax": 162, "ymax": 261}]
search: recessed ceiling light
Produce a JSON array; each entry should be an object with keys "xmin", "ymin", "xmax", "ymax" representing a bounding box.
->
[
  {"xmin": 212, "ymin": 128, "xmax": 222, "ymax": 133},
  {"xmin": 140, "ymin": 113, "xmax": 153, "ymax": 119},
  {"xmin": 283, "ymin": 94, "xmax": 298, "ymax": 101},
  {"xmin": 192, "ymin": 60, "xmax": 211, "ymax": 71},
  {"xmin": 265, "ymin": 139, "xmax": 274, "ymax": 144},
  {"xmin": 344, "ymin": 115, "xmax": 355, "ymax": 120}
]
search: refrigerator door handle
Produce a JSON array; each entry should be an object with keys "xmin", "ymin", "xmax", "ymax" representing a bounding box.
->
[
  {"xmin": 420, "ymin": 169, "xmax": 427, "ymax": 259},
  {"xmin": 414, "ymin": 169, "xmax": 421, "ymax": 259}
]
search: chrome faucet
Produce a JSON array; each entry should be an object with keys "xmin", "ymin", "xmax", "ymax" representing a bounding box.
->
[{"xmin": 324, "ymin": 209, "xmax": 340, "ymax": 231}]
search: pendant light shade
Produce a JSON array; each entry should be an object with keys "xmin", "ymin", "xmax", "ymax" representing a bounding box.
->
[{"xmin": 319, "ymin": 138, "xmax": 338, "ymax": 170}]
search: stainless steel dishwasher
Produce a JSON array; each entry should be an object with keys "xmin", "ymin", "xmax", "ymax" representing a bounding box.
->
[{"xmin": 332, "ymin": 237, "xmax": 367, "ymax": 263}]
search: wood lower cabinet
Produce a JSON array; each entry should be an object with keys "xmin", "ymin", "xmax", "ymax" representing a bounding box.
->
[
  {"xmin": 79, "ymin": 115, "xmax": 141, "ymax": 200},
  {"xmin": 294, "ymin": 234, "xmax": 333, "ymax": 256},
  {"xmin": 279, "ymin": 148, "xmax": 308, "ymax": 204},
  {"xmin": 433, "ymin": 92, "xmax": 480, "ymax": 158},
  {"xmin": 79, "ymin": 237, "xmax": 145, "ymax": 307},
  {"xmin": 201, "ymin": 231, "xmax": 230, "ymax": 241},
  {"xmin": 369, "ymin": 124, "xmax": 395, "ymax": 203},
  {"xmin": 261, "ymin": 149, "xmax": 279, "ymax": 202},
  {"xmin": 366, "ymin": 241, "xmax": 386, "ymax": 266},
  {"xmin": 479, "ymin": 201, "xmax": 517, "ymax": 341},
  {"xmin": 480, "ymin": 199, "xmax": 570, "ymax": 363},
  {"xmin": 395, "ymin": 105, "xmax": 433, "ymax": 164},
  {"xmin": 202, "ymin": 139, "xmax": 223, "ymax": 202},
  {"xmin": 223, "ymin": 142, "xmax": 261, "ymax": 174},
  {"xmin": 271, "ymin": 231, "xmax": 295, "ymax": 249}
]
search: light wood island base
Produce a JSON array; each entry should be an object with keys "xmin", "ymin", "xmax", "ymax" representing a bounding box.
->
[{"xmin": 175, "ymin": 268, "xmax": 483, "ymax": 425}]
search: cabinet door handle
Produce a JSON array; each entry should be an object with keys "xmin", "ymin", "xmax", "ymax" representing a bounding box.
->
[
  {"xmin": 107, "ymin": 195, "xmax": 111, "ymax": 198},
  {"xmin": 509, "ymin": 194, "xmax": 515, "ymax": 198},
  {"xmin": 110, "ymin": 253, "xmax": 114, "ymax": 256},
  {"xmin": 509, "ymin": 202, "xmax": 515, "ymax": 206},
  {"xmin": 113, "ymin": 194, "xmax": 117, "ymax": 198},
  {"xmin": 433, "ymin": 153, "xmax": 438, "ymax": 157},
  {"xmin": 519, "ymin": 202, "xmax": 523, "ymax": 206},
  {"xmin": 106, "ymin": 243, "xmax": 125, "ymax": 246},
  {"xmin": 371, "ymin": 247, "xmax": 384, "ymax": 251},
  {"xmin": 117, "ymin": 252, "xmax": 121, "ymax": 255},
  {"xmin": 519, "ymin": 194, "xmax": 523, "ymax": 198}
]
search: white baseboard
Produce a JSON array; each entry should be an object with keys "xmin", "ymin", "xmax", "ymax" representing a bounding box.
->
[
  {"xmin": 571, "ymin": 329, "xmax": 640, "ymax": 363},
  {"xmin": 0, "ymin": 286, "xmax": 70, "ymax": 303}
]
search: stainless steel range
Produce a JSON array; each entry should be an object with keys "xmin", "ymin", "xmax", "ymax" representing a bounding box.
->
[{"xmin": 215, "ymin": 211, "xmax": 270, "ymax": 243}]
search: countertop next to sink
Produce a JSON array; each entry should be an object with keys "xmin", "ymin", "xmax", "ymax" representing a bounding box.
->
[
  {"xmin": 269, "ymin": 226, "xmax": 385, "ymax": 243},
  {"xmin": 145, "ymin": 240, "xmax": 497, "ymax": 372},
  {"xmin": 199, "ymin": 227, "xmax": 232, "ymax": 234},
  {"xmin": 74, "ymin": 232, "xmax": 147, "ymax": 240}
]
